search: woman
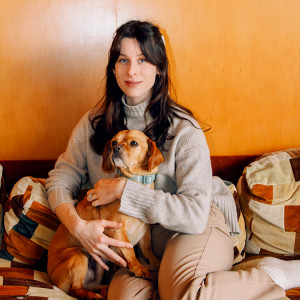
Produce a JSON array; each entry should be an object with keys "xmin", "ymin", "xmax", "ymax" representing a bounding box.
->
[{"xmin": 46, "ymin": 20, "xmax": 299, "ymax": 299}]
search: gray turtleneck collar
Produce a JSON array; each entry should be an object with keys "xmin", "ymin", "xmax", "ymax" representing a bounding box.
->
[
  {"xmin": 122, "ymin": 95, "xmax": 153, "ymax": 131},
  {"xmin": 122, "ymin": 95, "xmax": 151, "ymax": 118}
]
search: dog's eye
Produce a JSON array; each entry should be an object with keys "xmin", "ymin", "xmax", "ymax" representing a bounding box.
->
[
  {"xmin": 130, "ymin": 141, "xmax": 138, "ymax": 147},
  {"xmin": 112, "ymin": 141, "xmax": 118, "ymax": 146}
]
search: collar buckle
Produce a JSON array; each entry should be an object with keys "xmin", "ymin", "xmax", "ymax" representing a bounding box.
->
[{"xmin": 117, "ymin": 169, "xmax": 157, "ymax": 184}]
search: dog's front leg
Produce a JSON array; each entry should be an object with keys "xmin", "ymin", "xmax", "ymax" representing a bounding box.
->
[
  {"xmin": 106, "ymin": 227, "xmax": 152, "ymax": 280},
  {"xmin": 138, "ymin": 229, "xmax": 160, "ymax": 271},
  {"xmin": 120, "ymin": 246, "xmax": 153, "ymax": 279}
]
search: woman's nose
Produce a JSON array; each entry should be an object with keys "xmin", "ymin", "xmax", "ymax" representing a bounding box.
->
[{"xmin": 128, "ymin": 61, "xmax": 138, "ymax": 75}]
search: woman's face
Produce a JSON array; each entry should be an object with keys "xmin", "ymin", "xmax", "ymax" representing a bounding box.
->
[{"xmin": 114, "ymin": 38, "xmax": 158, "ymax": 106}]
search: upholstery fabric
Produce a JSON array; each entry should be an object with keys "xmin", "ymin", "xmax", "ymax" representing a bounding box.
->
[
  {"xmin": 0, "ymin": 258, "xmax": 75, "ymax": 299},
  {"xmin": 237, "ymin": 148, "xmax": 300, "ymax": 255},
  {"xmin": 0, "ymin": 177, "xmax": 60, "ymax": 269}
]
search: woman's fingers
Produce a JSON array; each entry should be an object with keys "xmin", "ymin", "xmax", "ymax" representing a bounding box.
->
[
  {"xmin": 102, "ymin": 234, "xmax": 133, "ymax": 250},
  {"xmin": 92, "ymin": 243, "xmax": 128, "ymax": 268},
  {"xmin": 86, "ymin": 178, "xmax": 127, "ymax": 206},
  {"xmin": 75, "ymin": 212, "xmax": 133, "ymax": 270},
  {"xmin": 91, "ymin": 253, "xmax": 110, "ymax": 271},
  {"xmin": 98, "ymin": 219, "xmax": 133, "ymax": 248},
  {"xmin": 100, "ymin": 246, "xmax": 128, "ymax": 268},
  {"xmin": 100, "ymin": 219, "xmax": 122, "ymax": 229},
  {"xmin": 80, "ymin": 219, "xmax": 133, "ymax": 268},
  {"xmin": 87, "ymin": 189, "xmax": 96, "ymax": 202}
]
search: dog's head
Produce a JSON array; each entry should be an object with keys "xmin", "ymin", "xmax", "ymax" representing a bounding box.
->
[{"xmin": 102, "ymin": 130, "xmax": 164, "ymax": 176}]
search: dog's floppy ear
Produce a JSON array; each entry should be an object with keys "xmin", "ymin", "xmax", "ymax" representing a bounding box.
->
[
  {"xmin": 147, "ymin": 139, "xmax": 164, "ymax": 171},
  {"xmin": 102, "ymin": 140, "xmax": 115, "ymax": 173}
]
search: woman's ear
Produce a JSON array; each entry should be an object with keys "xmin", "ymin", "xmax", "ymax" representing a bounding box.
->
[
  {"xmin": 147, "ymin": 139, "xmax": 164, "ymax": 171},
  {"xmin": 102, "ymin": 140, "xmax": 115, "ymax": 173}
]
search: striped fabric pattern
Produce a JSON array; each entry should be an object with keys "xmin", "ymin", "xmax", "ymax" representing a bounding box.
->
[
  {"xmin": 0, "ymin": 258, "xmax": 75, "ymax": 299},
  {"xmin": 237, "ymin": 148, "xmax": 300, "ymax": 255},
  {"xmin": 0, "ymin": 177, "xmax": 60, "ymax": 267}
]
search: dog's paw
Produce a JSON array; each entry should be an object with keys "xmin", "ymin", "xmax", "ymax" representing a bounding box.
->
[
  {"xmin": 69, "ymin": 288, "xmax": 104, "ymax": 299},
  {"xmin": 132, "ymin": 265, "xmax": 153, "ymax": 280}
]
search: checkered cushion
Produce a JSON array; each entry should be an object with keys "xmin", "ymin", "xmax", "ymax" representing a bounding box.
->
[
  {"xmin": 237, "ymin": 148, "xmax": 300, "ymax": 255},
  {"xmin": 0, "ymin": 258, "xmax": 75, "ymax": 298},
  {"xmin": 0, "ymin": 177, "xmax": 60, "ymax": 268}
]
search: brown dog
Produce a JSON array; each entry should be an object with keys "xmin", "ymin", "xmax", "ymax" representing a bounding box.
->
[{"xmin": 47, "ymin": 130, "xmax": 164, "ymax": 299}]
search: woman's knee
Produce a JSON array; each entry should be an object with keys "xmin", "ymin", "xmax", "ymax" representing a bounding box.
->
[
  {"xmin": 107, "ymin": 268, "xmax": 154, "ymax": 300},
  {"xmin": 158, "ymin": 233, "xmax": 205, "ymax": 300},
  {"xmin": 158, "ymin": 226, "xmax": 233, "ymax": 300}
]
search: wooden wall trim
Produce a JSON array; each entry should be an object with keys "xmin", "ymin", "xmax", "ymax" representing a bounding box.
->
[{"xmin": 0, "ymin": 156, "xmax": 258, "ymax": 193}]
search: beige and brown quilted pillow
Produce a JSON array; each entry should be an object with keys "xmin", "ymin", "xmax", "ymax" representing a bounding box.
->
[
  {"xmin": 0, "ymin": 177, "xmax": 60, "ymax": 269},
  {"xmin": 237, "ymin": 148, "xmax": 300, "ymax": 255}
]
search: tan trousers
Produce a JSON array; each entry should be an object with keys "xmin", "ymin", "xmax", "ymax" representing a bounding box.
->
[{"xmin": 107, "ymin": 204, "xmax": 286, "ymax": 300}]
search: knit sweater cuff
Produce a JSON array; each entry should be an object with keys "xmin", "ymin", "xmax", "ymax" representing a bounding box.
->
[
  {"xmin": 211, "ymin": 177, "xmax": 241, "ymax": 236},
  {"xmin": 48, "ymin": 188, "xmax": 76, "ymax": 212},
  {"xmin": 215, "ymin": 198, "xmax": 241, "ymax": 236},
  {"xmin": 119, "ymin": 179, "xmax": 156, "ymax": 223}
]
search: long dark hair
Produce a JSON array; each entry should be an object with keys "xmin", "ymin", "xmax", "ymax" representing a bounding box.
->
[{"xmin": 90, "ymin": 20, "xmax": 195, "ymax": 154}]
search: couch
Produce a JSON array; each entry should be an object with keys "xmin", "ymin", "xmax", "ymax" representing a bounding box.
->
[{"xmin": 0, "ymin": 152, "xmax": 299, "ymax": 299}]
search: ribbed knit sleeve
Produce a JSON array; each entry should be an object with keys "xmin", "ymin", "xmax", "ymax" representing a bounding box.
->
[
  {"xmin": 45, "ymin": 112, "xmax": 91, "ymax": 211},
  {"xmin": 211, "ymin": 176, "xmax": 241, "ymax": 235}
]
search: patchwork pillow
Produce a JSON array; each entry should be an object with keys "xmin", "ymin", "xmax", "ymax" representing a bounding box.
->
[
  {"xmin": 0, "ymin": 258, "xmax": 75, "ymax": 299},
  {"xmin": 224, "ymin": 180, "xmax": 246, "ymax": 264},
  {"xmin": 0, "ymin": 177, "xmax": 60, "ymax": 269},
  {"xmin": 237, "ymin": 148, "xmax": 300, "ymax": 255}
]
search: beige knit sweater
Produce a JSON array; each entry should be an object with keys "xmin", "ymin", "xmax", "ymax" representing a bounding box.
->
[{"xmin": 46, "ymin": 99, "xmax": 240, "ymax": 243}]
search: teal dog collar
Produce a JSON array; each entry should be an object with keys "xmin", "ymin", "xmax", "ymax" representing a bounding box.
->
[{"xmin": 117, "ymin": 169, "xmax": 157, "ymax": 184}]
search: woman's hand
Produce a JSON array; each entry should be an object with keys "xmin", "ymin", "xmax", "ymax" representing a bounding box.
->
[
  {"xmin": 87, "ymin": 178, "xmax": 126, "ymax": 207},
  {"xmin": 74, "ymin": 218, "xmax": 133, "ymax": 271},
  {"xmin": 54, "ymin": 202, "xmax": 133, "ymax": 271}
]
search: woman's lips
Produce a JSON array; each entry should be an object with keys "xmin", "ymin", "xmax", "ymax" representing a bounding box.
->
[{"xmin": 125, "ymin": 81, "xmax": 142, "ymax": 87}]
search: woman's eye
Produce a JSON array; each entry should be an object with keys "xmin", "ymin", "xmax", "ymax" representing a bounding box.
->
[
  {"xmin": 118, "ymin": 58, "xmax": 127, "ymax": 63},
  {"xmin": 139, "ymin": 58, "xmax": 146, "ymax": 63},
  {"xmin": 130, "ymin": 141, "xmax": 138, "ymax": 147}
]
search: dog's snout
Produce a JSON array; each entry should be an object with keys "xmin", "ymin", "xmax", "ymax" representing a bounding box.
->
[{"xmin": 113, "ymin": 145, "xmax": 121, "ymax": 153}]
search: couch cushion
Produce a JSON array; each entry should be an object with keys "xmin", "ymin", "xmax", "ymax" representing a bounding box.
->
[
  {"xmin": 237, "ymin": 148, "xmax": 300, "ymax": 255},
  {"xmin": 0, "ymin": 258, "xmax": 75, "ymax": 298},
  {"xmin": 0, "ymin": 177, "xmax": 60, "ymax": 269}
]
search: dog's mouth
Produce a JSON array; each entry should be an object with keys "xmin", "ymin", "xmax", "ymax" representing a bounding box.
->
[
  {"xmin": 112, "ymin": 157, "xmax": 126, "ymax": 168},
  {"xmin": 112, "ymin": 152, "xmax": 128, "ymax": 168}
]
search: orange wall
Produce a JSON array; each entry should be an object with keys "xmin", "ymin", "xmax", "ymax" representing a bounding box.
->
[{"xmin": 0, "ymin": 0, "xmax": 299, "ymax": 160}]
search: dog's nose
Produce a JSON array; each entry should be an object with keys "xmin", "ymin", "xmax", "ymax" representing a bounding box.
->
[{"xmin": 113, "ymin": 146, "xmax": 121, "ymax": 153}]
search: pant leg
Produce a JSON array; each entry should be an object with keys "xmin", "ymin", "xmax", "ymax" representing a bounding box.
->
[
  {"xmin": 158, "ymin": 203, "xmax": 286, "ymax": 300},
  {"xmin": 107, "ymin": 268, "xmax": 155, "ymax": 300},
  {"xmin": 199, "ymin": 269, "xmax": 287, "ymax": 300}
]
